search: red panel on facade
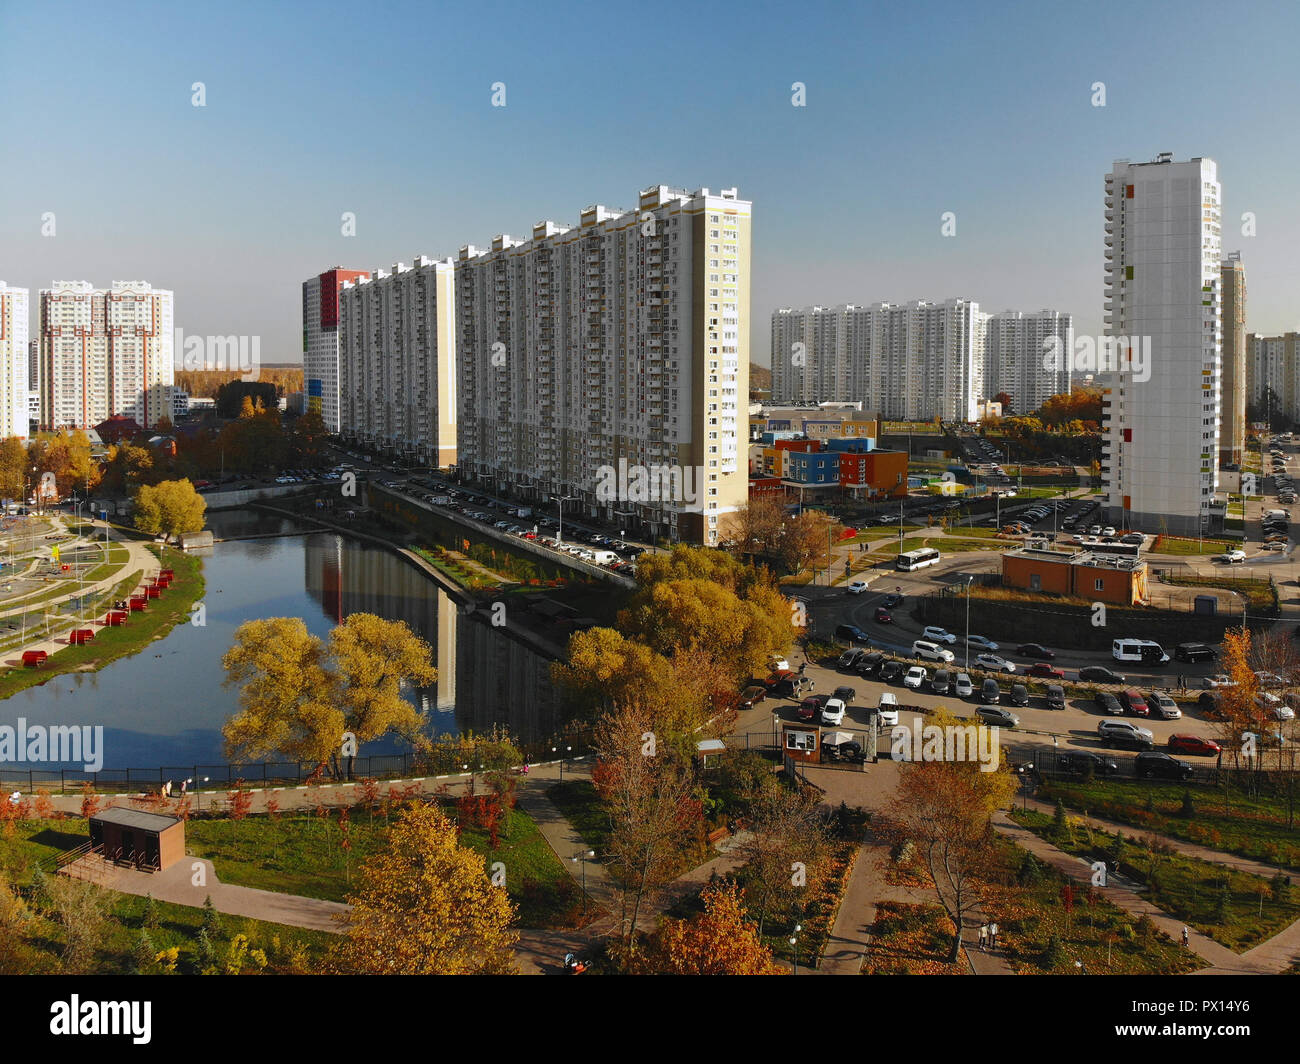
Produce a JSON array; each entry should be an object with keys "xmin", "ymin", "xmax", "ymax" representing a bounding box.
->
[{"xmin": 318, "ymin": 269, "xmax": 369, "ymax": 331}]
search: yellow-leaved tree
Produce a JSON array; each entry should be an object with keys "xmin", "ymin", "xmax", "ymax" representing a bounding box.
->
[
  {"xmin": 133, "ymin": 479, "xmax": 206, "ymax": 542},
  {"xmin": 222, "ymin": 613, "xmax": 436, "ymax": 776},
  {"xmin": 331, "ymin": 802, "xmax": 517, "ymax": 974},
  {"xmin": 637, "ymin": 881, "xmax": 784, "ymax": 975}
]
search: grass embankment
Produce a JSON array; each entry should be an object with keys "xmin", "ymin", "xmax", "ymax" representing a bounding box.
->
[
  {"xmin": 0, "ymin": 546, "xmax": 202, "ymax": 701},
  {"xmin": 1151, "ymin": 535, "xmax": 1238, "ymax": 556},
  {"xmin": 1158, "ymin": 572, "xmax": 1276, "ymax": 612},
  {"xmin": 1037, "ymin": 777, "xmax": 1300, "ymax": 871},
  {"xmin": 184, "ymin": 804, "xmax": 585, "ymax": 929},
  {"xmin": 1011, "ymin": 808, "xmax": 1300, "ymax": 953}
]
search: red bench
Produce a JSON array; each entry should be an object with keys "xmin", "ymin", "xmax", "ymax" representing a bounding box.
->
[{"xmin": 21, "ymin": 650, "xmax": 47, "ymax": 667}]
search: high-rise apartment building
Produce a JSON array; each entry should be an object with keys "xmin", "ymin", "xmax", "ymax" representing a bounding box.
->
[
  {"xmin": 457, "ymin": 184, "xmax": 750, "ymax": 546},
  {"xmin": 38, "ymin": 281, "xmax": 174, "ymax": 430},
  {"xmin": 1100, "ymin": 155, "xmax": 1221, "ymax": 535},
  {"xmin": 1220, "ymin": 252, "xmax": 1247, "ymax": 466},
  {"xmin": 303, "ymin": 267, "xmax": 369, "ymax": 432},
  {"xmin": 1248, "ymin": 333, "xmax": 1300, "ymax": 423},
  {"xmin": 337, "ymin": 256, "xmax": 457, "ymax": 467},
  {"xmin": 0, "ymin": 283, "xmax": 30, "ymax": 439},
  {"xmin": 769, "ymin": 299, "xmax": 991, "ymax": 422},
  {"xmin": 983, "ymin": 309, "xmax": 1073, "ymax": 414}
]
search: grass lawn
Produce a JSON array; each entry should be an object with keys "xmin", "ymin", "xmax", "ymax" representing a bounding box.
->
[
  {"xmin": 1037, "ymin": 776, "xmax": 1300, "ymax": 871},
  {"xmin": 1159, "ymin": 572, "xmax": 1275, "ymax": 611},
  {"xmin": 0, "ymin": 547, "xmax": 203, "ymax": 703},
  {"xmin": 872, "ymin": 537, "xmax": 929, "ymax": 557},
  {"xmin": 1152, "ymin": 535, "xmax": 1237, "ymax": 556},
  {"xmin": 184, "ymin": 804, "xmax": 586, "ymax": 929},
  {"xmin": 1011, "ymin": 809, "xmax": 1300, "ymax": 952},
  {"xmin": 942, "ymin": 526, "xmax": 1002, "ymax": 539}
]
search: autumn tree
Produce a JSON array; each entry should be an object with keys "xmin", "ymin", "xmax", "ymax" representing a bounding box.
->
[
  {"xmin": 1212, "ymin": 627, "xmax": 1263, "ymax": 769},
  {"xmin": 735, "ymin": 777, "xmax": 831, "ymax": 936},
  {"xmin": 330, "ymin": 802, "xmax": 517, "ymax": 974},
  {"xmin": 0, "ymin": 437, "xmax": 27, "ymax": 502},
  {"xmin": 222, "ymin": 613, "xmax": 436, "ymax": 776},
  {"xmin": 878, "ymin": 726, "xmax": 1016, "ymax": 961},
  {"xmin": 776, "ymin": 509, "xmax": 842, "ymax": 576},
  {"xmin": 133, "ymin": 479, "xmax": 206, "ymax": 541},
  {"xmin": 592, "ymin": 701, "xmax": 701, "ymax": 951},
  {"xmin": 101, "ymin": 443, "xmax": 156, "ymax": 494},
  {"xmin": 636, "ymin": 881, "xmax": 783, "ymax": 974},
  {"xmin": 30, "ymin": 431, "xmax": 99, "ymax": 498},
  {"xmin": 47, "ymin": 876, "xmax": 109, "ymax": 973}
]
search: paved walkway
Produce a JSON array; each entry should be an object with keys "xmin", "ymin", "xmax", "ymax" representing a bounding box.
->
[
  {"xmin": 63, "ymin": 854, "xmax": 347, "ymax": 933},
  {"xmin": 991, "ymin": 809, "xmax": 1297, "ymax": 974}
]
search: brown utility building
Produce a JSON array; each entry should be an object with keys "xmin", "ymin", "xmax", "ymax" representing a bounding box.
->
[{"xmin": 89, "ymin": 808, "xmax": 185, "ymax": 871}]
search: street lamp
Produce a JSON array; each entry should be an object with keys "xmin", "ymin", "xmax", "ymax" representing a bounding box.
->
[
  {"xmin": 789, "ymin": 922, "xmax": 802, "ymax": 975},
  {"xmin": 552, "ymin": 495, "xmax": 575, "ymax": 548},
  {"xmin": 964, "ymin": 575, "xmax": 974, "ymax": 671},
  {"xmin": 570, "ymin": 849, "xmax": 596, "ymax": 917}
]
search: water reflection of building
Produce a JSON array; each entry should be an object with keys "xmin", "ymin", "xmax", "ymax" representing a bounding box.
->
[
  {"xmin": 303, "ymin": 532, "xmax": 562, "ymax": 743},
  {"xmin": 304, "ymin": 533, "xmax": 456, "ymax": 713}
]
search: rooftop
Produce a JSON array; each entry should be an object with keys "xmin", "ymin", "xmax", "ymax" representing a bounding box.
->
[{"xmin": 90, "ymin": 807, "xmax": 181, "ymax": 833}]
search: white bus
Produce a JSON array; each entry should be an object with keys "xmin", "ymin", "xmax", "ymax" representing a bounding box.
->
[{"xmin": 897, "ymin": 547, "xmax": 941, "ymax": 572}]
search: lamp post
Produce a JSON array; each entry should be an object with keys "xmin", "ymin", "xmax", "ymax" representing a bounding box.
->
[
  {"xmin": 553, "ymin": 494, "xmax": 575, "ymax": 548},
  {"xmin": 964, "ymin": 575, "xmax": 974, "ymax": 671},
  {"xmin": 789, "ymin": 921, "xmax": 802, "ymax": 975},
  {"xmin": 570, "ymin": 849, "xmax": 595, "ymax": 917}
]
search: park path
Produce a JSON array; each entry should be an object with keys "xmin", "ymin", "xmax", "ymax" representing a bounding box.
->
[
  {"xmin": 63, "ymin": 854, "xmax": 347, "ymax": 933},
  {"xmin": 990, "ymin": 809, "xmax": 1298, "ymax": 974}
]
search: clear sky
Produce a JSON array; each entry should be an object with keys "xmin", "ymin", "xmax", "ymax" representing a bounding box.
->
[{"xmin": 2, "ymin": 0, "xmax": 1297, "ymax": 367}]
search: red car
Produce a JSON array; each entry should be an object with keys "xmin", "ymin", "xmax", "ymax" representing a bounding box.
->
[
  {"xmin": 796, "ymin": 696, "xmax": 824, "ymax": 722},
  {"xmin": 874, "ymin": 606, "xmax": 892, "ymax": 623},
  {"xmin": 1120, "ymin": 689, "xmax": 1149, "ymax": 717},
  {"xmin": 1168, "ymin": 734, "xmax": 1222, "ymax": 757},
  {"xmin": 1029, "ymin": 662, "xmax": 1065, "ymax": 679}
]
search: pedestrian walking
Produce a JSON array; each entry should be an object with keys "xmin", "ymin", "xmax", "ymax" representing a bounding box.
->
[
  {"xmin": 989, "ymin": 922, "xmax": 999, "ymax": 950},
  {"xmin": 978, "ymin": 924, "xmax": 988, "ymax": 951},
  {"xmin": 180, "ymin": 779, "xmax": 188, "ymax": 796},
  {"xmin": 1182, "ymin": 926, "xmax": 1190, "ymax": 948},
  {"xmin": 162, "ymin": 780, "xmax": 172, "ymax": 798}
]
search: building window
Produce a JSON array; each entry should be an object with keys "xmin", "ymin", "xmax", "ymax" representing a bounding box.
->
[{"xmin": 1094, "ymin": 578, "xmax": 1104, "ymax": 592}]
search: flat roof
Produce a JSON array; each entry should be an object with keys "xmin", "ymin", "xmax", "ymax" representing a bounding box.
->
[{"xmin": 91, "ymin": 807, "xmax": 181, "ymax": 833}]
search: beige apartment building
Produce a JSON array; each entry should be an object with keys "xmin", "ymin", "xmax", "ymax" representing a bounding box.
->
[
  {"xmin": 456, "ymin": 184, "xmax": 750, "ymax": 546},
  {"xmin": 1220, "ymin": 252, "xmax": 1246, "ymax": 466}
]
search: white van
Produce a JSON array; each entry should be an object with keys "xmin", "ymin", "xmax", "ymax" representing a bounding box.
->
[
  {"xmin": 591, "ymin": 550, "xmax": 619, "ymax": 565},
  {"xmin": 1112, "ymin": 638, "xmax": 1170, "ymax": 665}
]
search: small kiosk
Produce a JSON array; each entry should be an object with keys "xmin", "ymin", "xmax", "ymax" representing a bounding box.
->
[{"xmin": 89, "ymin": 808, "xmax": 185, "ymax": 871}]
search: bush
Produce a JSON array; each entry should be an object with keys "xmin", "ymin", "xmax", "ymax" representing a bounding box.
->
[
  {"xmin": 1040, "ymin": 934, "xmax": 1068, "ymax": 970},
  {"xmin": 1179, "ymin": 791, "xmax": 1195, "ymax": 819},
  {"xmin": 1271, "ymin": 873, "xmax": 1292, "ymax": 904},
  {"xmin": 1017, "ymin": 852, "xmax": 1045, "ymax": 886}
]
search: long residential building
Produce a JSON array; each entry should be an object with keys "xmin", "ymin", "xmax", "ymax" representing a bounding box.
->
[
  {"xmin": 1219, "ymin": 252, "xmax": 1246, "ymax": 467},
  {"xmin": 337, "ymin": 256, "xmax": 457, "ymax": 467},
  {"xmin": 37, "ymin": 280, "xmax": 174, "ymax": 430},
  {"xmin": 456, "ymin": 184, "xmax": 750, "ymax": 546},
  {"xmin": 0, "ymin": 283, "xmax": 30, "ymax": 439},
  {"xmin": 303, "ymin": 266, "xmax": 369, "ymax": 432},
  {"xmin": 1249, "ymin": 332, "xmax": 1300, "ymax": 422},
  {"xmin": 982, "ymin": 309, "xmax": 1073, "ymax": 414},
  {"xmin": 770, "ymin": 299, "xmax": 993, "ymax": 422},
  {"xmin": 1100, "ymin": 154, "xmax": 1222, "ymax": 536}
]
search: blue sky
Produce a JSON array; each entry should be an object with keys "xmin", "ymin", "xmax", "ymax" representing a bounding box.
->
[{"xmin": 2, "ymin": 0, "xmax": 1297, "ymax": 367}]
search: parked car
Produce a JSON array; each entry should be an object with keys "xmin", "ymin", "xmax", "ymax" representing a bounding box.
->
[
  {"xmin": 975, "ymin": 705, "xmax": 1019, "ymax": 728},
  {"xmin": 903, "ymin": 666, "xmax": 928, "ymax": 690},
  {"xmin": 954, "ymin": 672, "xmax": 975, "ymax": 698},
  {"xmin": 879, "ymin": 660, "xmax": 905, "ymax": 683},
  {"xmin": 1097, "ymin": 719, "xmax": 1155, "ymax": 749},
  {"xmin": 796, "ymin": 695, "xmax": 825, "ymax": 722},
  {"xmin": 981, "ymin": 677, "xmax": 1001, "ymax": 704},
  {"xmin": 1008, "ymin": 683, "xmax": 1029, "ymax": 707},
  {"xmin": 975, "ymin": 653, "xmax": 1015, "ymax": 673},
  {"xmin": 1168, "ymin": 734, "xmax": 1221, "ymax": 757},
  {"xmin": 922, "ymin": 626, "xmax": 957, "ymax": 645},
  {"xmin": 913, "ymin": 639, "xmax": 955, "ymax": 663},
  {"xmin": 1119, "ymin": 689, "xmax": 1150, "ymax": 717},
  {"xmin": 1147, "ymin": 691, "xmax": 1182, "ymax": 720},
  {"xmin": 737, "ymin": 685, "xmax": 767, "ymax": 710},
  {"xmin": 1095, "ymin": 691, "xmax": 1124, "ymax": 716},
  {"xmin": 837, "ymin": 647, "xmax": 867, "ymax": 669},
  {"xmin": 1174, "ymin": 642, "xmax": 1217, "ymax": 663},
  {"xmin": 768, "ymin": 653, "xmax": 791, "ymax": 672},
  {"xmin": 1198, "ymin": 690, "xmax": 1222, "ymax": 716},
  {"xmin": 1136, "ymin": 751, "xmax": 1194, "ymax": 781},
  {"xmin": 1055, "ymin": 750, "xmax": 1119, "ymax": 777},
  {"xmin": 820, "ymin": 698, "xmax": 847, "ymax": 726},
  {"xmin": 877, "ymin": 692, "xmax": 899, "ymax": 728},
  {"xmin": 1017, "ymin": 643, "xmax": 1055, "ymax": 659},
  {"xmin": 931, "ymin": 669, "xmax": 951, "ymax": 695},
  {"xmin": 832, "ymin": 685, "xmax": 856, "ymax": 703},
  {"xmin": 1029, "ymin": 662, "xmax": 1065, "ymax": 679},
  {"xmin": 1044, "ymin": 684, "xmax": 1066, "ymax": 710},
  {"xmin": 856, "ymin": 652, "xmax": 885, "ymax": 677},
  {"xmin": 1079, "ymin": 665, "xmax": 1126, "ymax": 684}
]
